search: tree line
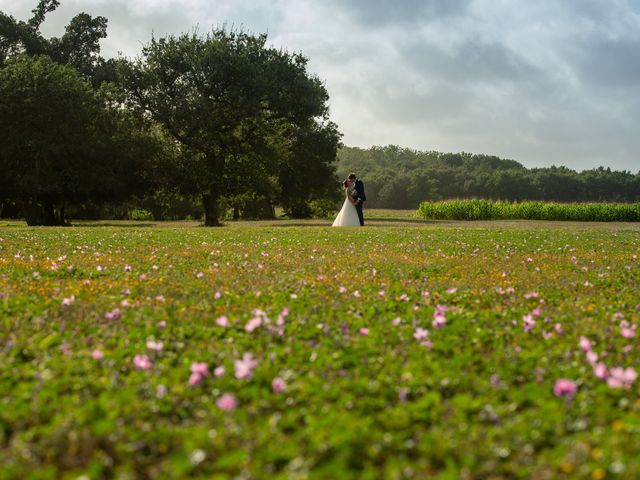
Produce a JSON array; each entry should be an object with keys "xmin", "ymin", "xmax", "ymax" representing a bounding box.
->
[
  {"xmin": 338, "ymin": 146, "xmax": 640, "ymax": 209},
  {"xmin": 0, "ymin": 0, "xmax": 341, "ymax": 225}
]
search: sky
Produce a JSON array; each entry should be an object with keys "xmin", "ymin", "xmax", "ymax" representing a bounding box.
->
[{"xmin": 2, "ymin": 0, "xmax": 640, "ymax": 171}]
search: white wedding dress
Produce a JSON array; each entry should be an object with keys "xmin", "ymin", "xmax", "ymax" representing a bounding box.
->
[{"xmin": 332, "ymin": 188, "xmax": 361, "ymax": 227}]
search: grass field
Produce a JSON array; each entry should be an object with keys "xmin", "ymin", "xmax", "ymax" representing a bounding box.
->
[{"xmin": 1, "ymin": 217, "xmax": 640, "ymax": 478}]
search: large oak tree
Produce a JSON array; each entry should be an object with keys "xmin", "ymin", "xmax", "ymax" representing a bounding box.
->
[{"xmin": 121, "ymin": 29, "xmax": 338, "ymax": 226}]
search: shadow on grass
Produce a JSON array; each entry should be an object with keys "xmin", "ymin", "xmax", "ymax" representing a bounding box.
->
[{"xmin": 72, "ymin": 222, "xmax": 159, "ymax": 228}]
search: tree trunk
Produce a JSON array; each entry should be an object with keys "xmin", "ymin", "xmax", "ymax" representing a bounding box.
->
[
  {"xmin": 202, "ymin": 189, "xmax": 222, "ymax": 226},
  {"xmin": 202, "ymin": 153, "xmax": 225, "ymax": 226},
  {"xmin": 24, "ymin": 201, "xmax": 44, "ymax": 226},
  {"xmin": 59, "ymin": 203, "xmax": 67, "ymax": 226},
  {"xmin": 23, "ymin": 200, "xmax": 67, "ymax": 226},
  {"xmin": 233, "ymin": 206, "xmax": 240, "ymax": 220},
  {"xmin": 43, "ymin": 201, "xmax": 57, "ymax": 225}
]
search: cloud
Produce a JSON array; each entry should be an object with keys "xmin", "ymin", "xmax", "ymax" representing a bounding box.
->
[{"xmin": 1, "ymin": 0, "xmax": 639, "ymax": 171}]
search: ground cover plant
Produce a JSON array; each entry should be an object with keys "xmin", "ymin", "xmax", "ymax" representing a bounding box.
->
[
  {"xmin": 417, "ymin": 200, "xmax": 640, "ymax": 222},
  {"xmin": 1, "ymin": 221, "xmax": 640, "ymax": 479}
]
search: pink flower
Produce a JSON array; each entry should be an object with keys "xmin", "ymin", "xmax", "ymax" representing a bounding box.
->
[
  {"xmin": 432, "ymin": 311, "xmax": 446, "ymax": 329},
  {"xmin": 146, "ymin": 340, "xmax": 163, "ymax": 351},
  {"xmin": 276, "ymin": 309, "xmax": 288, "ymax": 326},
  {"xmin": 214, "ymin": 366, "xmax": 225, "ymax": 377},
  {"xmin": 446, "ymin": 288, "xmax": 457, "ymax": 294},
  {"xmin": 359, "ymin": 327, "xmax": 369, "ymax": 336},
  {"xmin": 420, "ymin": 339, "xmax": 433, "ymax": 349},
  {"xmin": 553, "ymin": 379, "xmax": 577, "ymax": 399},
  {"xmin": 554, "ymin": 323, "xmax": 564, "ymax": 335},
  {"xmin": 133, "ymin": 354, "xmax": 152, "ymax": 370},
  {"xmin": 586, "ymin": 351, "xmax": 598, "ymax": 364},
  {"xmin": 607, "ymin": 367, "xmax": 637, "ymax": 389},
  {"xmin": 124, "ymin": 265, "xmax": 132, "ymax": 272},
  {"xmin": 105, "ymin": 308, "xmax": 121, "ymax": 321},
  {"xmin": 593, "ymin": 362, "xmax": 608, "ymax": 379},
  {"xmin": 391, "ymin": 317, "xmax": 402, "ymax": 326},
  {"xmin": 353, "ymin": 290, "xmax": 360, "ymax": 298},
  {"xmin": 62, "ymin": 295, "xmax": 75, "ymax": 306},
  {"xmin": 378, "ymin": 290, "xmax": 386, "ymax": 298},
  {"xmin": 191, "ymin": 362, "xmax": 209, "ymax": 376},
  {"xmin": 413, "ymin": 327, "xmax": 429, "ymax": 341},
  {"xmin": 216, "ymin": 316, "xmax": 230, "ymax": 327},
  {"xmin": 189, "ymin": 372, "xmax": 203, "ymax": 386},
  {"xmin": 245, "ymin": 317, "xmax": 262, "ymax": 332},
  {"xmin": 156, "ymin": 385, "xmax": 167, "ymax": 398},
  {"xmin": 531, "ymin": 308, "xmax": 542, "ymax": 317},
  {"xmin": 399, "ymin": 294, "xmax": 409, "ymax": 301},
  {"xmin": 621, "ymin": 326, "xmax": 636, "ymax": 339},
  {"xmin": 522, "ymin": 314, "xmax": 535, "ymax": 332},
  {"xmin": 214, "ymin": 291, "xmax": 222, "ymax": 299},
  {"xmin": 339, "ymin": 286, "xmax": 347, "ymax": 293},
  {"xmin": 196, "ymin": 272, "xmax": 204, "ymax": 278},
  {"xmin": 398, "ymin": 387, "xmax": 409, "ymax": 402},
  {"xmin": 435, "ymin": 304, "xmax": 448, "ymax": 313},
  {"xmin": 91, "ymin": 349, "xmax": 103, "ymax": 360},
  {"xmin": 234, "ymin": 353, "xmax": 258, "ymax": 379},
  {"xmin": 158, "ymin": 320, "xmax": 167, "ymax": 328},
  {"xmin": 579, "ymin": 336, "xmax": 591, "ymax": 352},
  {"xmin": 272, "ymin": 377, "xmax": 286, "ymax": 393},
  {"xmin": 523, "ymin": 291, "xmax": 539, "ymax": 299},
  {"xmin": 217, "ymin": 393, "xmax": 238, "ymax": 411}
]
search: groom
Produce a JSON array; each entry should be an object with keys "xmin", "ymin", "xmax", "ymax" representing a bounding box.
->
[{"xmin": 348, "ymin": 173, "xmax": 366, "ymax": 226}]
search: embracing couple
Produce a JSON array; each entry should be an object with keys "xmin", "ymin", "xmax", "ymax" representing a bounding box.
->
[{"xmin": 332, "ymin": 173, "xmax": 367, "ymax": 227}]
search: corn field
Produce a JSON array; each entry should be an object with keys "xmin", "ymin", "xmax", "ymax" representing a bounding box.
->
[{"xmin": 417, "ymin": 199, "xmax": 640, "ymax": 221}]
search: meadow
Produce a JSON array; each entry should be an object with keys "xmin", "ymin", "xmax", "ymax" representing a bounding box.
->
[{"xmin": 1, "ymin": 216, "xmax": 640, "ymax": 479}]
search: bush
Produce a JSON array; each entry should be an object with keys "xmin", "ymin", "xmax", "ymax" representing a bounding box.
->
[
  {"xmin": 128, "ymin": 208, "xmax": 154, "ymax": 221},
  {"xmin": 309, "ymin": 199, "xmax": 339, "ymax": 219},
  {"xmin": 417, "ymin": 199, "xmax": 640, "ymax": 222}
]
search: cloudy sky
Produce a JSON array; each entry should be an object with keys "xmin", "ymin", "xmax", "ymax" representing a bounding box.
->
[{"xmin": 3, "ymin": 0, "xmax": 640, "ymax": 171}]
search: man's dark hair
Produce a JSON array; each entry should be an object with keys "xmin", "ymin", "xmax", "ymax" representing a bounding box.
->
[{"xmin": 348, "ymin": 173, "xmax": 357, "ymax": 180}]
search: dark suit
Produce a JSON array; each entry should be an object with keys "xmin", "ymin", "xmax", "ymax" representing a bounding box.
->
[{"xmin": 352, "ymin": 179, "xmax": 366, "ymax": 226}]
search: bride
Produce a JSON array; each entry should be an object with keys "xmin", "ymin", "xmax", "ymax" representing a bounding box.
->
[{"xmin": 332, "ymin": 178, "xmax": 361, "ymax": 227}]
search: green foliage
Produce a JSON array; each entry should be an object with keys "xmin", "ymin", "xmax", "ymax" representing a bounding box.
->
[
  {"xmin": 417, "ymin": 199, "xmax": 640, "ymax": 221},
  {"xmin": 128, "ymin": 208, "xmax": 154, "ymax": 221},
  {"xmin": 339, "ymin": 146, "xmax": 640, "ymax": 209},
  {"xmin": 0, "ymin": 0, "xmax": 110, "ymax": 83},
  {"xmin": 1, "ymin": 224, "xmax": 640, "ymax": 477},
  {"xmin": 120, "ymin": 28, "xmax": 340, "ymax": 226},
  {"xmin": 309, "ymin": 198, "xmax": 340, "ymax": 219},
  {"xmin": 0, "ymin": 55, "xmax": 160, "ymax": 225}
]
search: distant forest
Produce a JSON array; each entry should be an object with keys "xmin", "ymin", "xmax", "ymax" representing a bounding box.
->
[{"xmin": 337, "ymin": 145, "xmax": 640, "ymax": 209}]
